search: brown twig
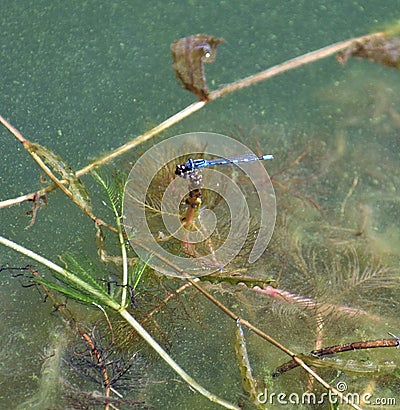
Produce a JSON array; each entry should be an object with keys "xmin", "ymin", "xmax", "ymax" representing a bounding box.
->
[
  {"xmin": 25, "ymin": 266, "xmax": 116, "ymax": 407},
  {"xmin": 209, "ymin": 32, "xmax": 384, "ymax": 100},
  {"xmin": 0, "ymin": 31, "xmax": 384, "ymax": 211},
  {"xmin": 79, "ymin": 330, "xmax": 112, "ymax": 408},
  {"xmin": 25, "ymin": 192, "xmax": 47, "ymax": 229},
  {"xmin": 272, "ymin": 336, "xmax": 400, "ymax": 377},
  {"xmin": 142, "ymin": 281, "xmax": 195, "ymax": 324},
  {"xmin": 0, "ymin": 116, "xmax": 118, "ymax": 233},
  {"xmin": 128, "ymin": 237, "xmax": 363, "ymax": 410},
  {"xmin": 311, "ymin": 337, "xmax": 400, "ymax": 356}
]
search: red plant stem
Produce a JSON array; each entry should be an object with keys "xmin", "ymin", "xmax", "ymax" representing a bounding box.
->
[
  {"xmin": 26, "ymin": 266, "xmax": 113, "ymax": 403},
  {"xmin": 181, "ymin": 188, "xmax": 202, "ymax": 256},
  {"xmin": 252, "ymin": 285, "xmax": 379, "ymax": 320}
]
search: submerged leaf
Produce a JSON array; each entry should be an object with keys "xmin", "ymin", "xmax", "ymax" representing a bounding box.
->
[
  {"xmin": 234, "ymin": 319, "xmax": 259, "ymax": 405},
  {"xmin": 29, "ymin": 142, "xmax": 92, "ymax": 211},
  {"xmin": 92, "ymin": 170, "xmax": 126, "ymax": 217},
  {"xmin": 337, "ymin": 34, "xmax": 400, "ymax": 69},
  {"xmin": 200, "ymin": 272, "xmax": 276, "ymax": 288},
  {"xmin": 60, "ymin": 253, "xmax": 107, "ymax": 294},
  {"xmin": 35, "ymin": 253, "xmax": 115, "ymax": 305},
  {"xmin": 171, "ymin": 33, "xmax": 224, "ymax": 101},
  {"xmin": 35, "ymin": 276, "xmax": 98, "ymax": 304}
]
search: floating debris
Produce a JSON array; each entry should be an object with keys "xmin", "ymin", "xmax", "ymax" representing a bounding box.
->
[
  {"xmin": 337, "ymin": 34, "xmax": 400, "ymax": 70},
  {"xmin": 171, "ymin": 34, "xmax": 224, "ymax": 101}
]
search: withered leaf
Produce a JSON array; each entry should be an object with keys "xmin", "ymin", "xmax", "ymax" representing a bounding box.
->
[
  {"xmin": 234, "ymin": 319, "xmax": 258, "ymax": 404},
  {"xmin": 171, "ymin": 34, "xmax": 224, "ymax": 101},
  {"xmin": 29, "ymin": 142, "xmax": 92, "ymax": 212},
  {"xmin": 337, "ymin": 34, "xmax": 400, "ymax": 70}
]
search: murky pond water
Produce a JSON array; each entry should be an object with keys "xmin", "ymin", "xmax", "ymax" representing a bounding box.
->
[{"xmin": 1, "ymin": 1, "xmax": 399, "ymax": 409}]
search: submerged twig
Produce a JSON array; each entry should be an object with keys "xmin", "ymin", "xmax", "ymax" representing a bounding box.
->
[
  {"xmin": 340, "ymin": 175, "xmax": 359, "ymax": 217},
  {"xmin": 312, "ymin": 336, "xmax": 400, "ymax": 356},
  {"xmin": 0, "ymin": 116, "xmax": 117, "ymax": 232},
  {"xmin": 272, "ymin": 336, "xmax": 400, "ymax": 377},
  {"xmin": 0, "ymin": 235, "xmax": 240, "ymax": 410},
  {"xmin": 127, "ymin": 237, "xmax": 363, "ymax": 410},
  {"xmin": 0, "ymin": 31, "xmax": 384, "ymax": 210},
  {"xmin": 234, "ymin": 319, "xmax": 259, "ymax": 406},
  {"xmin": 25, "ymin": 192, "xmax": 47, "ymax": 229}
]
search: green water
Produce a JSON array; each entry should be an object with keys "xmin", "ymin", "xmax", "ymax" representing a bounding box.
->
[{"xmin": 1, "ymin": 1, "xmax": 399, "ymax": 409}]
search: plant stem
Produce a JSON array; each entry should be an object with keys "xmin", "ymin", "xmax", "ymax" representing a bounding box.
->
[
  {"xmin": 0, "ymin": 235, "xmax": 240, "ymax": 410},
  {"xmin": 76, "ymin": 100, "xmax": 206, "ymax": 176},
  {"xmin": 118, "ymin": 308, "xmax": 240, "ymax": 410},
  {"xmin": 129, "ymin": 238, "xmax": 363, "ymax": 410},
  {"xmin": 209, "ymin": 32, "xmax": 384, "ymax": 100},
  {"xmin": 92, "ymin": 172, "xmax": 129, "ymax": 308},
  {"xmin": 0, "ymin": 235, "xmax": 121, "ymax": 311},
  {"xmin": 273, "ymin": 337, "xmax": 400, "ymax": 377},
  {"xmin": 0, "ymin": 31, "xmax": 384, "ymax": 210}
]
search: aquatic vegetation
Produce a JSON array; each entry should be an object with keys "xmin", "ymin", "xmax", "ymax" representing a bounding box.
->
[
  {"xmin": 16, "ymin": 328, "xmax": 67, "ymax": 410},
  {"xmin": 337, "ymin": 33, "xmax": 400, "ymax": 70},
  {"xmin": 1, "ymin": 24, "xmax": 400, "ymax": 410}
]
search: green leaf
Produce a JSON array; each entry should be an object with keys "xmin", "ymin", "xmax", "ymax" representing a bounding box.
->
[
  {"xmin": 35, "ymin": 276, "xmax": 99, "ymax": 304},
  {"xmin": 60, "ymin": 253, "xmax": 107, "ymax": 294},
  {"xmin": 131, "ymin": 256, "xmax": 151, "ymax": 290},
  {"xmin": 92, "ymin": 170, "xmax": 126, "ymax": 218}
]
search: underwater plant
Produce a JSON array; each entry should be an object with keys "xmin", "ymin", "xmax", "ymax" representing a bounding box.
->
[{"xmin": 1, "ymin": 22, "xmax": 400, "ymax": 409}]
